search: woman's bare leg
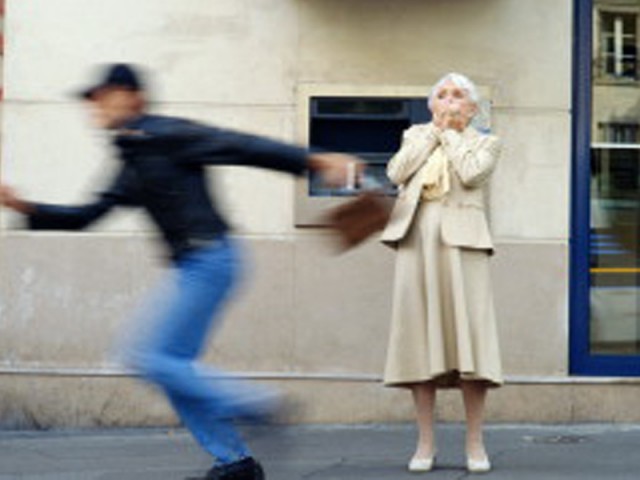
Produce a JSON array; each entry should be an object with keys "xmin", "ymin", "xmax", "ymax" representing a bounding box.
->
[
  {"xmin": 411, "ymin": 382, "xmax": 437, "ymax": 458},
  {"xmin": 461, "ymin": 381, "xmax": 489, "ymax": 461}
]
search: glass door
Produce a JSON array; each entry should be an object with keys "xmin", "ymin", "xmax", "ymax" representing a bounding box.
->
[{"xmin": 572, "ymin": 0, "xmax": 640, "ymax": 375}]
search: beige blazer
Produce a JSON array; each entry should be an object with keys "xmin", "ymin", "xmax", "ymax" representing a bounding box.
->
[{"xmin": 380, "ymin": 122, "xmax": 501, "ymax": 251}]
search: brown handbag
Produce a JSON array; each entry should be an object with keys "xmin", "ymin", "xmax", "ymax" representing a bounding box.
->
[{"xmin": 325, "ymin": 191, "xmax": 393, "ymax": 250}]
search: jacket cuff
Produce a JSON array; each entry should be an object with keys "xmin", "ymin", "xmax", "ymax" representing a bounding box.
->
[
  {"xmin": 26, "ymin": 204, "xmax": 45, "ymax": 230},
  {"xmin": 26, "ymin": 203, "xmax": 62, "ymax": 230},
  {"xmin": 439, "ymin": 129, "xmax": 470, "ymax": 162},
  {"xmin": 288, "ymin": 145, "xmax": 313, "ymax": 176}
]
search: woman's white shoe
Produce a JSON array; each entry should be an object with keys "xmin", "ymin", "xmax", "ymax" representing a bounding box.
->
[
  {"xmin": 467, "ymin": 456, "xmax": 491, "ymax": 473},
  {"xmin": 408, "ymin": 455, "xmax": 435, "ymax": 472}
]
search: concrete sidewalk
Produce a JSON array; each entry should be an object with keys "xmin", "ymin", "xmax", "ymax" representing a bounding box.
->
[{"xmin": 0, "ymin": 423, "xmax": 638, "ymax": 479}]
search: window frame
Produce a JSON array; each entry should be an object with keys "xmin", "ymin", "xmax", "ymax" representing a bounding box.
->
[
  {"xmin": 294, "ymin": 84, "xmax": 432, "ymax": 226},
  {"xmin": 594, "ymin": 4, "xmax": 640, "ymax": 83}
]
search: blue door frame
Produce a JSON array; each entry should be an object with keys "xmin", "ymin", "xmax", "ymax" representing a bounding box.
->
[{"xmin": 570, "ymin": 0, "xmax": 640, "ymax": 376}]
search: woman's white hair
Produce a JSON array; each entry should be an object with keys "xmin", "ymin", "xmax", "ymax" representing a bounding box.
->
[{"xmin": 428, "ymin": 72, "xmax": 480, "ymax": 110}]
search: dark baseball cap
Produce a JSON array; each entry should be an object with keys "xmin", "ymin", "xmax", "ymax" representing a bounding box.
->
[{"xmin": 79, "ymin": 63, "xmax": 144, "ymax": 100}]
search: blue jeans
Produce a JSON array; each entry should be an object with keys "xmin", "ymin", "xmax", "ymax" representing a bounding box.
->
[{"xmin": 121, "ymin": 237, "xmax": 271, "ymax": 464}]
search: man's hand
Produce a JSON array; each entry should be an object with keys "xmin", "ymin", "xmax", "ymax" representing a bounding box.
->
[
  {"xmin": 0, "ymin": 184, "xmax": 33, "ymax": 214},
  {"xmin": 308, "ymin": 153, "xmax": 365, "ymax": 188}
]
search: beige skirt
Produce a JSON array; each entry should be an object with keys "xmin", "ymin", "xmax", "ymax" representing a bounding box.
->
[{"xmin": 383, "ymin": 200, "xmax": 503, "ymax": 389}]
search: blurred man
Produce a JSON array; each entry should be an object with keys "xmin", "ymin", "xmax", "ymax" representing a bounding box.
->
[{"xmin": 0, "ymin": 63, "xmax": 361, "ymax": 480}]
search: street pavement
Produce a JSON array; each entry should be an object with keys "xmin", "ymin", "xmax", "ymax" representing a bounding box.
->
[{"xmin": 0, "ymin": 422, "xmax": 639, "ymax": 479}]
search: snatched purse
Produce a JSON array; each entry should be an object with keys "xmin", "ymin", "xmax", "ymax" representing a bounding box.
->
[{"xmin": 325, "ymin": 190, "xmax": 393, "ymax": 250}]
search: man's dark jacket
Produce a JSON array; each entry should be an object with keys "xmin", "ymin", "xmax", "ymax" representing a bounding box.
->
[{"xmin": 28, "ymin": 114, "xmax": 308, "ymax": 261}]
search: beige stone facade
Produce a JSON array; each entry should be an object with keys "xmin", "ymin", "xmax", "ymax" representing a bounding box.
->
[{"xmin": 1, "ymin": 0, "xmax": 638, "ymax": 428}]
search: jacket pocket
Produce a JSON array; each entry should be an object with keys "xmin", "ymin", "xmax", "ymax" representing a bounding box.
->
[{"xmin": 440, "ymin": 207, "xmax": 494, "ymax": 252}]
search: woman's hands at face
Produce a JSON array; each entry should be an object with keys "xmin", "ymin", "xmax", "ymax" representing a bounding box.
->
[{"xmin": 433, "ymin": 109, "xmax": 467, "ymax": 132}]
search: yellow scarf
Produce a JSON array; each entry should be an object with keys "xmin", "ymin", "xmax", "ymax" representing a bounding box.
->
[{"xmin": 421, "ymin": 146, "xmax": 450, "ymax": 200}]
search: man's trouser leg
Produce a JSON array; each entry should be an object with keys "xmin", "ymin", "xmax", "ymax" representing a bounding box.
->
[{"xmin": 123, "ymin": 238, "xmax": 256, "ymax": 464}]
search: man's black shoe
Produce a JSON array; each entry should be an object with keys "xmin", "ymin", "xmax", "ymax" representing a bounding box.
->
[{"xmin": 202, "ymin": 457, "xmax": 264, "ymax": 480}]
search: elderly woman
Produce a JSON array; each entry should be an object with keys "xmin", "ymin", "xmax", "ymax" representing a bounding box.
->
[{"xmin": 381, "ymin": 73, "xmax": 502, "ymax": 474}]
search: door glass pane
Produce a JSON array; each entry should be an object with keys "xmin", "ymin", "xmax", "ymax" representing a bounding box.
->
[
  {"xmin": 623, "ymin": 12, "xmax": 637, "ymax": 32},
  {"xmin": 591, "ymin": 1, "xmax": 640, "ymax": 356}
]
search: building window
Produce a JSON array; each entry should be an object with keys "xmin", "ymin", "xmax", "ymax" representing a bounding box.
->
[
  {"xmin": 598, "ymin": 121, "xmax": 640, "ymax": 143},
  {"xmin": 308, "ymin": 97, "xmax": 429, "ymax": 197},
  {"xmin": 598, "ymin": 10, "xmax": 638, "ymax": 80}
]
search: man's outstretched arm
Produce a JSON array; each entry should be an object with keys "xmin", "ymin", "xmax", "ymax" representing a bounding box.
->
[{"xmin": 0, "ymin": 167, "xmax": 139, "ymax": 230}]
